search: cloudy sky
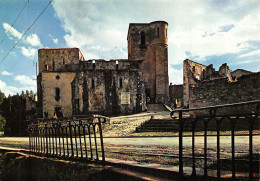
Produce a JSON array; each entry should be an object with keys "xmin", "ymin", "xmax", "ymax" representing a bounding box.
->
[{"xmin": 0, "ymin": 0, "xmax": 260, "ymax": 96}]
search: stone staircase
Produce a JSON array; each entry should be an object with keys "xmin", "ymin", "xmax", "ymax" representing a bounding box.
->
[
  {"xmin": 135, "ymin": 117, "xmax": 205, "ymax": 132},
  {"xmin": 146, "ymin": 104, "xmax": 169, "ymax": 112},
  {"xmin": 136, "ymin": 118, "xmax": 178, "ymax": 132}
]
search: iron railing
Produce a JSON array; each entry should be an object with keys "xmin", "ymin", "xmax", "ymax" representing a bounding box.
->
[
  {"xmin": 28, "ymin": 115, "xmax": 107, "ymax": 163},
  {"xmin": 171, "ymin": 100, "xmax": 260, "ymax": 180}
]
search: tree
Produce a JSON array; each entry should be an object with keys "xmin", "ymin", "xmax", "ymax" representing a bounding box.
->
[
  {"xmin": 0, "ymin": 91, "xmax": 6, "ymax": 132},
  {"xmin": 0, "ymin": 114, "xmax": 6, "ymax": 131},
  {"xmin": 0, "ymin": 91, "xmax": 5, "ymax": 105}
]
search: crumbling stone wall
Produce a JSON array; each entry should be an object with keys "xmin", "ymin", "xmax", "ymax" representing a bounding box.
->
[
  {"xmin": 189, "ymin": 72, "xmax": 260, "ymax": 110},
  {"xmin": 37, "ymin": 47, "xmax": 146, "ymax": 117},
  {"xmin": 37, "ymin": 20, "xmax": 170, "ymax": 118},
  {"xmin": 127, "ymin": 21, "xmax": 169, "ymax": 104},
  {"xmin": 231, "ymin": 69, "xmax": 252, "ymax": 79},
  {"xmin": 71, "ymin": 60, "xmax": 145, "ymax": 116},
  {"xmin": 169, "ymin": 84, "xmax": 183, "ymax": 107},
  {"xmin": 183, "ymin": 59, "xmax": 234, "ymax": 107},
  {"xmin": 183, "ymin": 59, "xmax": 206, "ymax": 107},
  {"xmin": 38, "ymin": 48, "xmax": 84, "ymax": 74}
]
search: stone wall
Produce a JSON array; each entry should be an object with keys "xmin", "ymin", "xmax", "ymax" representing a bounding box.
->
[
  {"xmin": 41, "ymin": 72, "xmax": 76, "ymax": 117},
  {"xmin": 38, "ymin": 48, "xmax": 84, "ymax": 74},
  {"xmin": 189, "ymin": 72, "xmax": 260, "ymax": 111},
  {"xmin": 169, "ymin": 84, "xmax": 183, "ymax": 107},
  {"xmin": 183, "ymin": 59, "xmax": 206, "ymax": 106},
  {"xmin": 72, "ymin": 68, "xmax": 145, "ymax": 116},
  {"xmin": 183, "ymin": 59, "xmax": 235, "ymax": 107},
  {"xmin": 127, "ymin": 21, "xmax": 169, "ymax": 103}
]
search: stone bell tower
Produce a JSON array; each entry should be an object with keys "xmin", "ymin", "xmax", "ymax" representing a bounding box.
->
[{"xmin": 127, "ymin": 21, "xmax": 169, "ymax": 104}]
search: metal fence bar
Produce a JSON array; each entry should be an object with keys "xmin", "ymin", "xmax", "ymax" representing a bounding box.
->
[
  {"xmin": 99, "ymin": 117, "xmax": 105, "ymax": 162},
  {"xmin": 28, "ymin": 116, "xmax": 107, "ymax": 163},
  {"xmin": 74, "ymin": 124, "xmax": 78, "ymax": 158},
  {"xmin": 58, "ymin": 125, "xmax": 61, "ymax": 156},
  {"xmin": 54, "ymin": 124, "xmax": 58, "ymax": 156},
  {"xmin": 249, "ymin": 117, "xmax": 254, "ymax": 180},
  {"xmin": 171, "ymin": 100, "xmax": 260, "ymax": 180},
  {"xmin": 88, "ymin": 125, "xmax": 93, "ymax": 160},
  {"xmin": 93, "ymin": 124, "xmax": 99, "ymax": 160},
  {"xmin": 179, "ymin": 110, "xmax": 183, "ymax": 180},
  {"xmin": 65, "ymin": 126, "xmax": 69, "ymax": 157},
  {"xmin": 78, "ymin": 122, "xmax": 83, "ymax": 158},
  {"xmin": 231, "ymin": 117, "xmax": 236, "ymax": 180},
  {"xmin": 191, "ymin": 117, "xmax": 197, "ymax": 179},
  {"xmin": 204, "ymin": 119, "xmax": 208, "ymax": 179},
  {"xmin": 83, "ymin": 125, "xmax": 87, "ymax": 159},
  {"xmin": 216, "ymin": 118, "xmax": 222, "ymax": 180}
]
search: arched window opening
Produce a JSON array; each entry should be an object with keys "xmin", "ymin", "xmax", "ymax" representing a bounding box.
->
[
  {"xmin": 91, "ymin": 79, "xmax": 95, "ymax": 89},
  {"xmin": 116, "ymin": 60, "xmax": 119, "ymax": 70},
  {"xmin": 141, "ymin": 31, "xmax": 145, "ymax": 46},
  {"xmin": 53, "ymin": 58, "xmax": 55, "ymax": 70},
  {"xmin": 45, "ymin": 65, "xmax": 49, "ymax": 71},
  {"xmin": 92, "ymin": 60, "xmax": 96, "ymax": 69},
  {"xmin": 157, "ymin": 27, "xmax": 160, "ymax": 37},
  {"xmin": 63, "ymin": 58, "xmax": 65, "ymax": 65},
  {"xmin": 55, "ymin": 88, "xmax": 60, "ymax": 101},
  {"xmin": 119, "ymin": 78, "xmax": 123, "ymax": 89}
]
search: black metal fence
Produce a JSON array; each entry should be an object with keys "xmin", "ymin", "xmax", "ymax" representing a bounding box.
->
[
  {"xmin": 28, "ymin": 115, "xmax": 107, "ymax": 163},
  {"xmin": 172, "ymin": 100, "xmax": 260, "ymax": 180}
]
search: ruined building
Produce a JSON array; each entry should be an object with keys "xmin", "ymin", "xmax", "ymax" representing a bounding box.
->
[
  {"xmin": 171, "ymin": 59, "xmax": 259, "ymax": 109},
  {"xmin": 37, "ymin": 21, "xmax": 169, "ymax": 117}
]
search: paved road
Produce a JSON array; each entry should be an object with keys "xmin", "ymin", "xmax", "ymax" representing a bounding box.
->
[
  {"xmin": 103, "ymin": 135, "xmax": 260, "ymax": 164},
  {"xmin": 1, "ymin": 135, "xmax": 259, "ymax": 164}
]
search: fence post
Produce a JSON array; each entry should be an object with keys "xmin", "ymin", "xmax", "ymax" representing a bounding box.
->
[
  {"xmin": 99, "ymin": 117, "xmax": 105, "ymax": 163},
  {"xmin": 179, "ymin": 110, "xmax": 183, "ymax": 180},
  {"xmin": 69, "ymin": 120, "xmax": 74, "ymax": 157}
]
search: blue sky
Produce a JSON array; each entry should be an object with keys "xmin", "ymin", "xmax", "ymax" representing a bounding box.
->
[{"xmin": 0, "ymin": 0, "xmax": 260, "ymax": 96}]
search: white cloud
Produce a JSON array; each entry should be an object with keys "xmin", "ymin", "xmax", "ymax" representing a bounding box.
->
[
  {"xmin": 169, "ymin": 67, "xmax": 183, "ymax": 85},
  {"xmin": 3, "ymin": 22, "xmax": 22, "ymax": 39},
  {"xmin": 0, "ymin": 79, "xmax": 36, "ymax": 96},
  {"xmin": 1, "ymin": 71, "xmax": 12, "ymax": 76},
  {"xmin": 2, "ymin": 22, "xmax": 42, "ymax": 47},
  {"xmin": 49, "ymin": 34, "xmax": 59, "ymax": 44},
  {"xmin": 52, "ymin": 0, "xmax": 128, "ymax": 60},
  {"xmin": 53, "ymin": 38, "xmax": 58, "ymax": 44},
  {"xmin": 26, "ymin": 33, "xmax": 42, "ymax": 47},
  {"xmin": 237, "ymin": 59, "xmax": 260, "ymax": 64},
  {"xmin": 14, "ymin": 75, "xmax": 36, "ymax": 86},
  {"xmin": 20, "ymin": 46, "xmax": 37, "ymax": 58},
  {"xmin": 239, "ymin": 49, "xmax": 260, "ymax": 57},
  {"xmin": 51, "ymin": 0, "xmax": 260, "ymax": 83},
  {"xmin": 0, "ymin": 79, "xmax": 19, "ymax": 96}
]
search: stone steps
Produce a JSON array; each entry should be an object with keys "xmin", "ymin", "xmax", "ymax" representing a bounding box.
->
[
  {"xmin": 136, "ymin": 117, "xmax": 205, "ymax": 132},
  {"xmin": 146, "ymin": 104, "xmax": 168, "ymax": 112}
]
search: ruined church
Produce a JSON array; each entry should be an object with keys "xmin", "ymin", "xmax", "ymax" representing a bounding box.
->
[{"xmin": 37, "ymin": 21, "xmax": 169, "ymax": 117}]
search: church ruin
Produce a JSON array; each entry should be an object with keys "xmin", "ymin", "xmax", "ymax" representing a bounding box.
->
[{"xmin": 37, "ymin": 21, "xmax": 169, "ymax": 117}]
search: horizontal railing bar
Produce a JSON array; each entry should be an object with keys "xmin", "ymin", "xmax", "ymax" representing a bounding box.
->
[{"xmin": 172, "ymin": 100, "xmax": 260, "ymax": 113}]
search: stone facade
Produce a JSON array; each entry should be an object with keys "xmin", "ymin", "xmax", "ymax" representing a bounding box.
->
[
  {"xmin": 37, "ymin": 21, "xmax": 169, "ymax": 117},
  {"xmin": 189, "ymin": 72, "xmax": 260, "ymax": 108},
  {"xmin": 183, "ymin": 59, "xmax": 207, "ymax": 107},
  {"xmin": 181, "ymin": 59, "xmax": 260, "ymax": 109},
  {"xmin": 38, "ymin": 48, "xmax": 85, "ymax": 74},
  {"xmin": 128, "ymin": 21, "xmax": 169, "ymax": 104},
  {"xmin": 71, "ymin": 60, "xmax": 145, "ymax": 116},
  {"xmin": 37, "ymin": 54, "xmax": 145, "ymax": 117},
  {"xmin": 169, "ymin": 84, "xmax": 183, "ymax": 107},
  {"xmin": 231, "ymin": 69, "xmax": 252, "ymax": 79}
]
